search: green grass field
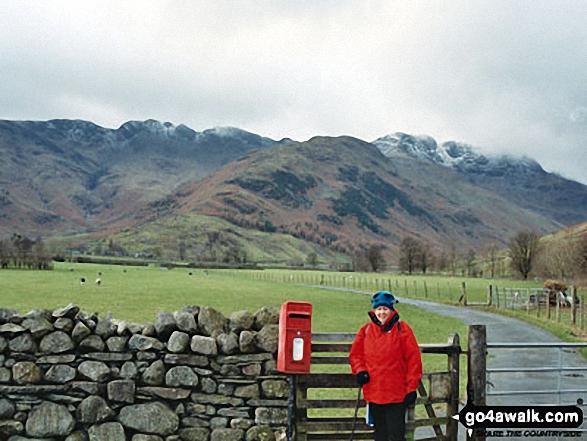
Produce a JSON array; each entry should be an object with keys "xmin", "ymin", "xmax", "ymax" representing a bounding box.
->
[
  {"xmin": 0, "ymin": 262, "xmax": 469, "ymax": 418},
  {"xmin": 0, "ymin": 262, "xmax": 467, "ymax": 371},
  {"xmin": 0, "ymin": 263, "xmax": 468, "ymax": 340}
]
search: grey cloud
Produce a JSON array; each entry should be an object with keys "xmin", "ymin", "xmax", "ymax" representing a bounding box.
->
[{"xmin": 0, "ymin": 0, "xmax": 586, "ymax": 184}]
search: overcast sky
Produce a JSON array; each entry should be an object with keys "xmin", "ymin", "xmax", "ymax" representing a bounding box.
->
[{"xmin": 1, "ymin": 1, "xmax": 586, "ymax": 184}]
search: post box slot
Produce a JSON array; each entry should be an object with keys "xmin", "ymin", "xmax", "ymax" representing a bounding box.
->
[
  {"xmin": 288, "ymin": 313, "xmax": 310, "ymax": 318},
  {"xmin": 288, "ymin": 318, "xmax": 308, "ymax": 327}
]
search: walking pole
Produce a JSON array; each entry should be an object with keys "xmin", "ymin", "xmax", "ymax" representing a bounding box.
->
[{"xmin": 350, "ymin": 385, "xmax": 362, "ymax": 441}]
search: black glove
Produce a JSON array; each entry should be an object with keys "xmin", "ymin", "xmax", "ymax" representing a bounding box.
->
[
  {"xmin": 403, "ymin": 391, "xmax": 417, "ymax": 407},
  {"xmin": 355, "ymin": 371, "xmax": 370, "ymax": 386}
]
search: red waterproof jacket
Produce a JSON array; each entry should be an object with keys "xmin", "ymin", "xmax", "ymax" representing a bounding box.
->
[{"xmin": 349, "ymin": 310, "xmax": 422, "ymax": 404}]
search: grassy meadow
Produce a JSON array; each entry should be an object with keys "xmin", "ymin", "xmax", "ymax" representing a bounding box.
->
[
  {"xmin": 0, "ymin": 262, "xmax": 468, "ymax": 340},
  {"xmin": 1, "ymin": 262, "xmax": 470, "ymax": 418},
  {"xmin": 3, "ymin": 262, "xmax": 586, "ymax": 419},
  {"xmin": 0, "ymin": 262, "xmax": 467, "ymax": 370}
]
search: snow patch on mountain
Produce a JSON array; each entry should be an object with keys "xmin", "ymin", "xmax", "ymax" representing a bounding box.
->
[{"xmin": 372, "ymin": 132, "xmax": 544, "ymax": 176}]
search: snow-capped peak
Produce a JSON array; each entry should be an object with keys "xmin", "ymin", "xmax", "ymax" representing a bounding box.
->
[{"xmin": 372, "ymin": 132, "xmax": 544, "ymax": 176}]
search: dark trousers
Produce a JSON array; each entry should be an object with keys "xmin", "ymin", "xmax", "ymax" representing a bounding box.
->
[{"xmin": 369, "ymin": 402, "xmax": 407, "ymax": 441}]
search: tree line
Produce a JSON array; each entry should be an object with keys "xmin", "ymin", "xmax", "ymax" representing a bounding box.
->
[
  {"xmin": 0, "ymin": 234, "xmax": 53, "ymax": 270},
  {"xmin": 391, "ymin": 230, "xmax": 587, "ymax": 282}
]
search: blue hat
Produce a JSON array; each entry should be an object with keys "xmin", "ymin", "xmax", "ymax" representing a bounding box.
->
[{"xmin": 371, "ymin": 291, "xmax": 398, "ymax": 310}]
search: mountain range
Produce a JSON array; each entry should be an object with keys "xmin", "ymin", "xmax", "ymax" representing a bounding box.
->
[{"xmin": 1, "ymin": 119, "xmax": 585, "ymax": 264}]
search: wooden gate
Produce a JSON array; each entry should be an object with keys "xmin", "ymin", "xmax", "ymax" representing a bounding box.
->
[{"xmin": 292, "ymin": 332, "xmax": 461, "ymax": 441}]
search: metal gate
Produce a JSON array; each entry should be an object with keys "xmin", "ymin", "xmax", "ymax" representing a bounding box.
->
[
  {"xmin": 485, "ymin": 340, "xmax": 587, "ymax": 435},
  {"xmin": 292, "ymin": 332, "xmax": 462, "ymax": 441}
]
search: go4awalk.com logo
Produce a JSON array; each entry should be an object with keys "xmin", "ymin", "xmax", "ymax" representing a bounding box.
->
[{"xmin": 452, "ymin": 402, "xmax": 584, "ymax": 438}]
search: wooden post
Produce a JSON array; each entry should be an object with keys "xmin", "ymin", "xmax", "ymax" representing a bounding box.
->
[
  {"xmin": 287, "ymin": 375, "xmax": 295, "ymax": 441},
  {"xmin": 495, "ymin": 286, "xmax": 499, "ymax": 309},
  {"xmin": 294, "ymin": 375, "xmax": 308, "ymax": 441},
  {"xmin": 406, "ymin": 405, "xmax": 415, "ymax": 441},
  {"xmin": 556, "ymin": 293, "xmax": 560, "ymax": 322},
  {"xmin": 467, "ymin": 325, "xmax": 487, "ymax": 441},
  {"xmin": 436, "ymin": 281, "xmax": 440, "ymax": 299},
  {"xmin": 581, "ymin": 298, "xmax": 585, "ymax": 330},
  {"xmin": 571, "ymin": 286, "xmax": 577, "ymax": 326},
  {"xmin": 537, "ymin": 291, "xmax": 541, "ymax": 318},
  {"xmin": 424, "ymin": 281, "xmax": 428, "ymax": 298},
  {"xmin": 460, "ymin": 282, "xmax": 467, "ymax": 306},
  {"xmin": 446, "ymin": 333, "xmax": 461, "ymax": 441},
  {"xmin": 487, "ymin": 285, "xmax": 492, "ymax": 307},
  {"xmin": 414, "ymin": 280, "xmax": 418, "ymax": 297},
  {"xmin": 405, "ymin": 279, "xmax": 409, "ymax": 297}
]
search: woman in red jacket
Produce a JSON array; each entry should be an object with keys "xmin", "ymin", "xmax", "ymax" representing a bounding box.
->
[{"xmin": 349, "ymin": 291, "xmax": 423, "ymax": 441}]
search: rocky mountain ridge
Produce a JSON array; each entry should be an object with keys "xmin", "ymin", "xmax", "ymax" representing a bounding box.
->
[
  {"xmin": 373, "ymin": 132, "xmax": 543, "ymax": 175},
  {"xmin": 0, "ymin": 119, "xmax": 283, "ymax": 236},
  {"xmin": 373, "ymin": 132, "xmax": 587, "ymax": 225},
  {"xmin": 1, "ymin": 119, "xmax": 586, "ymax": 262}
]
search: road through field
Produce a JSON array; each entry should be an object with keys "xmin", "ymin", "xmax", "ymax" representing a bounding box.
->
[
  {"xmin": 402, "ymin": 297, "xmax": 587, "ymax": 440},
  {"xmin": 309, "ymin": 286, "xmax": 587, "ymax": 440}
]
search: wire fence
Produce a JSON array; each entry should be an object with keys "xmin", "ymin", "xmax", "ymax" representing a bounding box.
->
[{"xmin": 491, "ymin": 286, "xmax": 585, "ymax": 331}]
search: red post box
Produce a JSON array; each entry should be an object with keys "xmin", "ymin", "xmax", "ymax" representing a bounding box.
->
[{"xmin": 277, "ymin": 301, "xmax": 312, "ymax": 374}]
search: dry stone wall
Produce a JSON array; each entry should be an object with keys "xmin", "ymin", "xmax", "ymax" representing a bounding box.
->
[{"xmin": 0, "ymin": 304, "xmax": 288, "ymax": 441}]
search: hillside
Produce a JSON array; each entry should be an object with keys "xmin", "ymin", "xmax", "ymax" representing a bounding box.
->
[
  {"xmin": 132, "ymin": 136, "xmax": 563, "ymax": 261},
  {"xmin": 0, "ymin": 119, "xmax": 282, "ymax": 236},
  {"xmin": 2, "ymin": 119, "xmax": 585, "ymax": 265},
  {"xmin": 374, "ymin": 133, "xmax": 587, "ymax": 226}
]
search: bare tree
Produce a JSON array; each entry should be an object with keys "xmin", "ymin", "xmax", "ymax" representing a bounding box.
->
[
  {"xmin": 206, "ymin": 232, "xmax": 221, "ymax": 261},
  {"xmin": 535, "ymin": 235, "xmax": 573, "ymax": 280},
  {"xmin": 436, "ymin": 249, "xmax": 447, "ymax": 272},
  {"xmin": 353, "ymin": 250, "xmax": 371, "ymax": 272},
  {"xmin": 465, "ymin": 248, "xmax": 476, "ymax": 277},
  {"xmin": 446, "ymin": 243, "xmax": 459, "ymax": 276},
  {"xmin": 365, "ymin": 244, "xmax": 385, "ymax": 272},
  {"xmin": 580, "ymin": 234, "xmax": 587, "ymax": 275},
  {"xmin": 508, "ymin": 231, "xmax": 541, "ymax": 280},
  {"xmin": 399, "ymin": 237, "xmax": 421, "ymax": 275},
  {"xmin": 419, "ymin": 242, "xmax": 433, "ymax": 274},
  {"xmin": 178, "ymin": 240, "xmax": 187, "ymax": 261},
  {"xmin": 306, "ymin": 252, "xmax": 319, "ymax": 268},
  {"xmin": 484, "ymin": 243, "xmax": 500, "ymax": 278}
]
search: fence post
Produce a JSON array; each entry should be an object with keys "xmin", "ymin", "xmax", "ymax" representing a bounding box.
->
[
  {"xmin": 446, "ymin": 333, "xmax": 461, "ymax": 441},
  {"xmin": 467, "ymin": 325, "xmax": 487, "ymax": 441},
  {"xmin": 424, "ymin": 281, "xmax": 428, "ymax": 299},
  {"xmin": 537, "ymin": 292, "xmax": 542, "ymax": 318},
  {"xmin": 487, "ymin": 285, "xmax": 492, "ymax": 306},
  {"xmin": 460, "ymin": 282, "xmax": 467, "ymax": 306},
  {"xmin": 571, "ymin": 286, "xmax": 577, "ymax": 326},
  {"xmin": 581, "ymin": 299, "xmax": 585, "ymax": 331}
]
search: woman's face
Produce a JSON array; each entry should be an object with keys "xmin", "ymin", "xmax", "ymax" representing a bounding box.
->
[{"xmin": 374, "ymin": 305, "xmax": 392, "ymax": 323}]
